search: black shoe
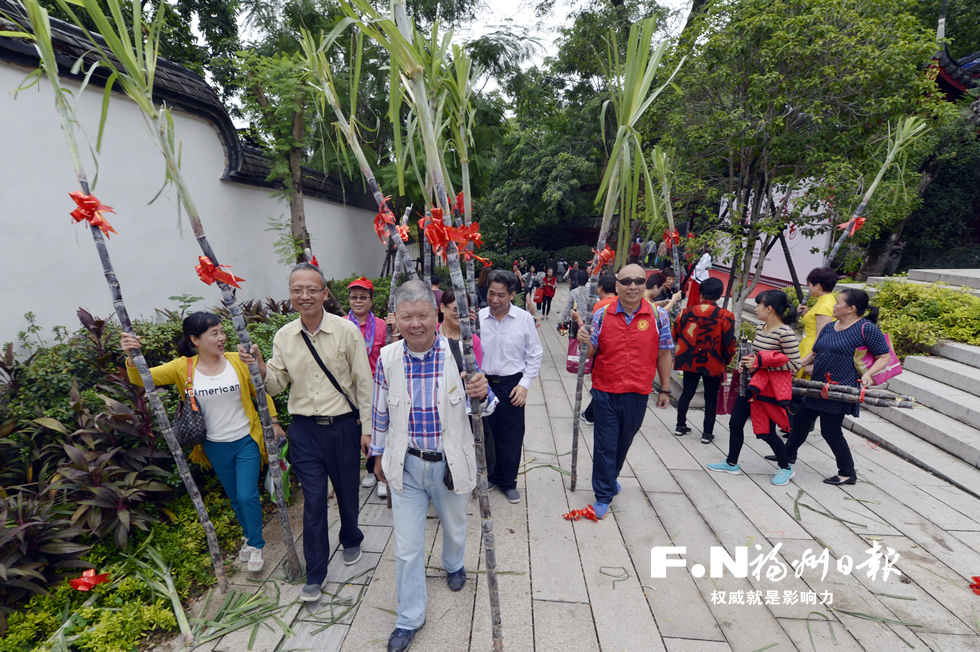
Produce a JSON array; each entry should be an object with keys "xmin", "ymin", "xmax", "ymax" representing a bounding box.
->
[
  {"xmin": 388, "ymin": 621, "xmax": 425, "ymax": 652},
  {"xmin": 447, "ymin": 567, "xmax": 466, "ymax": 591},
  {"xmin": 675, "ymin": 426, "xmax": 692, "ymax": 437},
  {"xmin": 823, "ymin": 475, "xmax": 857, "ymax": 486},
  {"xmin": 764, "ymin": 454, "xmax": 797, "ymax": 464},
  {"xmin": 701, "ymin": 434, "xmax": 714, "ymax": 444}
]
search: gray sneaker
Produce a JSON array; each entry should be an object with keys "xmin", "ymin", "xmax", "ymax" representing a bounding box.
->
[
  {"xmin": 299, "ymin": 583, "xmax": 321, "ymax": 602},
  {"xmin": 343, "ymin": 545, "xmax": 362, "ymax": 566},
  {"xmin": 504, "ymin": 489, "xmax": 521, "ymax": 504}
]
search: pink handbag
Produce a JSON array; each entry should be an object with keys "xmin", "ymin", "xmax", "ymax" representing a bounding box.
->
[
  {"xmin": 855, "ymin": 322, "xmax": 902, "ymax": 385},
  {"xmin": 566, "ymin": 337, "xmax": 593, "ymax": 375}
]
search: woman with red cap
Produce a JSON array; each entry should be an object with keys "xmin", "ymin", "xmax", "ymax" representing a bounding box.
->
[{"xmin": 348, "ymin": 277, "xmax": 389, "ymax": 497}]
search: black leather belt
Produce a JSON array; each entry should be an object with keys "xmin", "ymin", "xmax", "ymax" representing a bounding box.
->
[
  {"xmin": 486, "ymin": 372, "xmax": 523, "ymax": 384},
  {"xmin": 407, "ymin": 447, "xmax": 445, "ymax": 462},
  {"xmin": 312, "ymin": 412, "xmax": 357, "ymax": 426}
]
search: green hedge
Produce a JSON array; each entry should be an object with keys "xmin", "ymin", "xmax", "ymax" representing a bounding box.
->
[{"xmin": 873, "ymin": 280, "xmax": 980, "ymax": 360}]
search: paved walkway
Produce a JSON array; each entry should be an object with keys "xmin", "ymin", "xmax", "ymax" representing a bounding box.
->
[{"xmin": 160, "ymin": 285, "xmax": 980, "ymax": 652}]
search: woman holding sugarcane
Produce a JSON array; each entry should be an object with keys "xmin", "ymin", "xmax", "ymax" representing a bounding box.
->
[{"xmin": 775, "ymin": 289, "xmax": 891, "ymax": 486}]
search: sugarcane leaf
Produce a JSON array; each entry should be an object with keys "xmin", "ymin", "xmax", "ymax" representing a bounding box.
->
[{"xmin": 96, "ymin": 70, "xmax": 117, "ymax": 152}]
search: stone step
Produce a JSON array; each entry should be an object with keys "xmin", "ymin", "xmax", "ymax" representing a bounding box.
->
[
  {"xmin": 843, "ymin": 411, "xmax": 980, "ymax": 499},
  {"xmin": 904, "ymin": 355, "xmax": 980, "ymax": 398},
  {"xmin": 887, "ymin": 370, "xmax": 980, "ymax": 429},
  {"xmin": 864, "ymin": 401, "xmax": 980, "ymax": 468},
  {"xmin": 908, "ymin": 268, "xmax": 980, "ymax": 290},
  {"xmin": 931, "ymin": 340, "xmax": 980, "ymax": 369}
]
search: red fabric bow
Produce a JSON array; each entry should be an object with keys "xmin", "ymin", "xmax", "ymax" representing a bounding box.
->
[
  {"xmin": 456, "ymin": 222, "xmax": 484, "ymax": 248},
  {"xmin": 396, "ymin": 225, "xmax": 410, "ymax": 242},
  {"xmin": 70, "ymin": 191, "xmax": 117, "ymax": 238},
  {"xmin": 423, "ymin": 215, "xmax": 452, "ymax": 260},
  {"xmin": 455, "ymin": 191, "xmax": 466, "ymax": 214},
  {"xmin": 562, "ymin": 505, "xmax": 599, "ymax": 522},
  {"xmin": 821, "ymin": 372, "xmax": 840, "ymax": 400},
  {"xmin": 310, "ymin": 255, "xmax": 320, "ymax": 267},
  {"xmin": 969, "ymin": 576, "xmax": 980, "ymax": 596},
  {"xmin": 662, "ymin": 230, "xmax": 680, "ymax": 249},
  {"xmin": 374, "ymin": 198, "xmax": 397, "ymax": 243},
  {"xmin": 195, "ymin": 256, "xmax": 244, "ymax": 289},
  {"xmin": 591, "ymin": 245, "xmax": 615, "ymax": 276},
  {"xmin": 837, "ymin": 217, "xmax": 866, "ymax": 237},
  {"xmin": 69, "ymin": 569, "xmax": 110, "ymax": 591}
]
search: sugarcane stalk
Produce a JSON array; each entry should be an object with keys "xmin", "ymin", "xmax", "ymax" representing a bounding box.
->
[
  {"xmin": 738, "ymin": 339, "xmax": 753, "ymax": 397},
  {"xmin": 791, "ymin": 387, "xmax": 916, "ymax": 409},
  {"xmin": 15, "ymin": 0, "xmax": 231, "ymax": 592},
  {"xmin": 792, "ymin": 378, "xmax": 915, "ymax": 402},
  {"xmin": 824, "ymin": 117, "xmax": 928, "ymax": 265},
  {"xmin": 389, "ymin": 2, "xmax": 502, "ymax": 647}
]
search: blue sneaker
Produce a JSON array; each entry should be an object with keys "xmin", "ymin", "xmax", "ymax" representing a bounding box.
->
[
  {"xmin": 592, "ymin": 502, "xmax": 610, "ymax": 519},
  {"xmin": 707, "ymin": 461, "xmax": 741, "ymax": 475},
  {"xmin": 771, "ymin": 466, "xmax": 795, "ymax": 486}
]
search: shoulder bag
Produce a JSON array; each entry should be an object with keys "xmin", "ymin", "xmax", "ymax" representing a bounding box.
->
[
  {"xmin": 172, "ymin": 358, "xmax": 208, "ymax": 448},
  {"xmin": 301, "ymin": 331, "xmax": 362, "ymax": 424},
  {"xmin": 854, "ymin": 321, "xmax": 902, "ymax": 386}
]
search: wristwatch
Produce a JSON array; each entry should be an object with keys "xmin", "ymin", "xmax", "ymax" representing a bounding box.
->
[{"xmin": 659, "ymin": 389, "xmax": 671, "ymax": 395}]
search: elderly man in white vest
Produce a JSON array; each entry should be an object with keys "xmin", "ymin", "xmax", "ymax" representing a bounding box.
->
[{"xmin": 369, "ymin": 280, "xmax": 498, "ymax": 652}]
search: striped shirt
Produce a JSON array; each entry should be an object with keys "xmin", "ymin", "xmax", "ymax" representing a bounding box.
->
[
  {"xmin": 370, "ymin": 336, "xmax": 497, "ymax": 455},
  {"xmin": 752, "ymin": 325, "xmax": 802, "ymax": 372}
]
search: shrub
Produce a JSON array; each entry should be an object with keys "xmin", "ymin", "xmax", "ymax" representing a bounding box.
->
[
  {"xmin": 872, "ymin": 280, "xmax": 980, "ymax": 359},
  {"xmin": 556, "ymin": 245, "xmax": 594, "ymax": 269}
]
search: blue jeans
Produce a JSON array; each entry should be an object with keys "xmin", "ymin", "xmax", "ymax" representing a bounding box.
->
[
  {"xmin": 390, "ymin": 453, "xmax": 468, "ymax": 630},
  {"xmin": 201, "ymin": 435, "xmax": 265, "ymax": 549},
  {"xmin": 591, "ymin": 389, "xmax": 648, "ymax": 505}
]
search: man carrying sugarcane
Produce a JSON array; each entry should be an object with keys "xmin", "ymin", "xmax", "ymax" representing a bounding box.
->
[
  {"xmin": 479, "ymin": 269, "xmax": 543, "ymax": 504},
  {"xmin": 576, "ymin": 264, "xmax": 674, "ymax": 519},
  {"xmin": 369, "ymin": 280, "xmax": 497, "ymax": 652},
  {"xmin": 246, "ymin": 263, "xmax": 371, "ymax": 602}
]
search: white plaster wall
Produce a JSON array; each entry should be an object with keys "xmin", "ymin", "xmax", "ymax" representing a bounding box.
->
[{"xmin": 0, "ymin": 61, "xmax": 383, "ymax": 345}]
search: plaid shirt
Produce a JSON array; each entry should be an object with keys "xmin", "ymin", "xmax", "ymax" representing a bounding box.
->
[{"xmin": 371, "ymin": 336, "xmax": 497, "ymax": 455}]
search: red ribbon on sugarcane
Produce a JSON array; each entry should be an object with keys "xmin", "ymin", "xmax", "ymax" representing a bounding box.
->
[
  {"xmin": 396, "ymin": 225, "xmax": 410, "ymax": 242},
  {"xmin": 663, "ymin": 229, "xmax": 680, "ymax": 249},
  {"xmin": 374, "ymin": 197, "xmax": 397, "ymax": 243},
  {"xmin": 859, "ymin": 387, "xmax": 866, "ymax": 403},
  {"xmin": 195, "ymin": 256, "xmax": 244, "ymax": 289},
  {"xmin": 562, "ymin": 505, "xmax": 599, "ymax": 522},
  {"xmin": 70, "ymin": 191, "xmax": 117, "ymax": 238},
  {"xmin": 591, "ymin": 245, "xmax": 615, "ymax": 276},
  {"xmin": 821, "ymin": 372, "xmax": 840, "ymax": 400},
  {"xmin": 969, "ymin": 576, "xmax": 980, "ymax": 596},
  {"xmin": 420, "ymin": 210, "xmax": 485, "ymax": 261},
  {"xmin": 837, "ymin": 216, "xmax": 866, "ymax": 237},
  {"xmin": 69, "ymin": 569, "xmax": 110, "ymax": 591},
  {"xmin": 310, "ymin": 255, "xmax": 320, "ymax": 267}
]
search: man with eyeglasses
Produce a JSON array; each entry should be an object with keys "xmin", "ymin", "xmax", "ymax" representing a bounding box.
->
[
  {"xmin": 575, "ymin": 264, "xmax": 674, "ymax": 519},
  {"xmin": 241, "ymin": 262, "xmax": 371, "ymax": 603}
]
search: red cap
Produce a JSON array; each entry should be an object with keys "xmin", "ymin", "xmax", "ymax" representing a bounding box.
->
[{"xmin": 347, "ymin": 277, "xmax": 374, "ymax": 292}]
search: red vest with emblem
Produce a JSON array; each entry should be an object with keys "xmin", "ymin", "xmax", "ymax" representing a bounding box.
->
[{"xmin": 591, "ymin": 300, "xmax": 660, "ymax": 395}]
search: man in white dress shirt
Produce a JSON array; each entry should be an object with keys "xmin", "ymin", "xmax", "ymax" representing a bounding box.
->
[{"xmin": 478, "ymin": 269, "xmax": 543, "ymax": 503}]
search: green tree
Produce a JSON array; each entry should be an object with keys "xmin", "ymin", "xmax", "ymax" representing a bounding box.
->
[{"xmin": 657, "ymin": 0, "xmax": 943, "ymax": 325}]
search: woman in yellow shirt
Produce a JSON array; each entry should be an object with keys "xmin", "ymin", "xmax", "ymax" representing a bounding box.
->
[{"xmin": 796, "ymin": 267, "xmax": 838, "ymax": 379}]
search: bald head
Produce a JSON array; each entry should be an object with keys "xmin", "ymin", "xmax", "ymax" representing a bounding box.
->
[
  {"xmin": 618, "ymin": 264, "xmax": 645, "ymax": 279},
  {"xmin": 616, "ymin": 264, "xmax": 647, "ymax": 311}
]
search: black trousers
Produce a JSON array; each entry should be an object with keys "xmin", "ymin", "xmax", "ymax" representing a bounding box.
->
[
  {"xmin": 486, "ymin": 375, "xmax": 525, "ymax": 491},
  {"xmin": 540, "ymin": 295, "xmax": 553, "ymax": 315},
  {"xmin": 288, "ymin": 415, "xmax": 365, "ymax": 585},
  {"xmin": 784, "ymin": 407, "xmax": 854, "ymax": 477},
  {"xmin": 725, "ymin": 395, "xmax": 791, "ymax": 470},
  {"xmin": 676, "ymin": 371, "xmax": 722, "ymax": 436}
]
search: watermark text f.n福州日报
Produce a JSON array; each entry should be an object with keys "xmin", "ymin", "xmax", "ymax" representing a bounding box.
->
[{"xmin": 650, "ymin": 541, "xmax": 902, "ymax": 588}]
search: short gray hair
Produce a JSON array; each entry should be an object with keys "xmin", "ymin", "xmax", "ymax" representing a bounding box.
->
[
  {"xmin": 289, "ymin": 262, "xmax": 327, "ymax": 288},
  {"xmin": 394, "ymin": 279, "xmax": 437, "ymax": 312}
]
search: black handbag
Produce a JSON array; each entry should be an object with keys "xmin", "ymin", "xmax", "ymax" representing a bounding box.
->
[{"xmin": 172, "ymin": 358, "xmax": 208, "ymax": 448}]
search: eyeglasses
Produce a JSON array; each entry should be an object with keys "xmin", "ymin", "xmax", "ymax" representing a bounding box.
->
[
  {"xmin": 617, "ymin": 277, "xmax": 646, "ymax": 286},
  {"xmin": 289, "ymin": 287, "xmax": 326, "ymax": 296}
]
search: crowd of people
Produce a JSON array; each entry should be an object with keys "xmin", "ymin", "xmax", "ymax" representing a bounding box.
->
[{"xmin": 119, "ymin": 256, "xmax": 892, "ymax": 652}]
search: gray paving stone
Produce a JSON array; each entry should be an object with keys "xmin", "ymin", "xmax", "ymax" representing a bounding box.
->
[
  {"xmin": 663, "ymin": 638, "xmax": 732, "ymax": 652},
  {"xmin": 531, "ymin": 600, "xmax": 600, "ymax": 651},
  {"xmin": 776, "ymin": 616, "xmax": 863, "ymax": 651},
  {"xmin": 285, "ymin": 621, "xmax": 348, "ymax": 652}
]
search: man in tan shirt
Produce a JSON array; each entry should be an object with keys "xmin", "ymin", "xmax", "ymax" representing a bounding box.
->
[{"xmin": 244, "ymin": 262, "xmax": 372, "ymax": 603}]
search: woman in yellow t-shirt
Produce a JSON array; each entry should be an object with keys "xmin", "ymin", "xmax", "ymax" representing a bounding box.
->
[{"xmin": 796, "ymin": 267, "xmax": 838, "ymax": 379}]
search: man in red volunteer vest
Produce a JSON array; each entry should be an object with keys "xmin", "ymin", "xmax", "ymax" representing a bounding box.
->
[{"xmin": 576, "ymin": 264, "xmax": 674, "ymax": 519}]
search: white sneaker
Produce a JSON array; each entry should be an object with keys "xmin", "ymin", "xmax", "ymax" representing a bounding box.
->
[
  {"xmin": 377, "ymin": 481, "xmax": 388, "ymax": 498},
  {"xmin": 239, "ymin": 542, "xmax": 257, "ymax": 562},
  {"xmin": 362, "ymin": 473, "xmax": 378, "ymax": 488},
  {"xmin": 247, "ymin": 547, "xmax": 264, "ymax": 572}
]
